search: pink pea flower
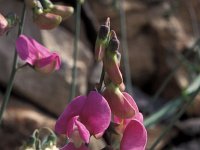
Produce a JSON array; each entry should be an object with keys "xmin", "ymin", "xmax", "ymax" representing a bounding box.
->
[
  {"xmin": 55, "ymin": 91, "xmax": 111, "ymax": 149},
  {"xmin": 16, "ymin": 34, "xmax": 61, "ymax": 74},
  {"xmin": 0, "ymin": 13, "xmax": 8, "ymax": 36},
  {"xmin": 103, "ymin": 83, "xmax": 136, "ymax": 119},
  {"xmin": 114, "ymin": 93, "xmax": 147, "ymax": 150}
]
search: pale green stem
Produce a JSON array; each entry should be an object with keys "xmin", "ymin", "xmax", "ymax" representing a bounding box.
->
[
  {"xmin": 0, "ymin": 3, "xmax": 26, "ymax": 124},
  {"xmin": 69, "ymin": 0, "xmax": 81, "ymax": 102},
  {"xmin": 149, "ymin": 86, "xmax": 200, "ymax": 150},
  {"xmin": 97, "ymin": 66, "xmax": 105, "ymax": 92}
]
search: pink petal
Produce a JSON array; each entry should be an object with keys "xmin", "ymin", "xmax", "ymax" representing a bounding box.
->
[
  {"xmin": 120, "ymin": 119, "xmax": 147, "ymax": 150},
  {"xmin": 66, "ymin": 117, "xmax": 77, "ymax": 137},
  {"xmin": 80, "ymin": 91, "xmax": 111, "ymax": 135},
  {"xmin": 61, "ymin": 142, "xmax": 89, "ymax": 150},
  {"xmin": 75, "ymin": 119, "xmax": 90, "ymax": 143},
  {"xmin": 28, "ymin": 35, "xmax": 51, "ymax": 56},
  {"xmin": 103, "ymin": 51, "xmax": 123, "ymax": 84},
  {"xmin": 16, "ymin": 35, "xmax": 36, "ymax": 65},
  {"xmin": 134, "ymin": 112, "xmax": 144, "ymax": 123},
  {"xmin": 35, "ymin": 53, "xmax": 61, "ymax": 73},
  {"xmin": 103, "ymin": 86, "xmax": 135, "ymax": 119},
  {"xmin": 55, "ymin": 96, "xmax": 87, "ymax": 134},
  {"xmin": 123, "ymin": 92, "xmax": 139, "ymax": 112}
]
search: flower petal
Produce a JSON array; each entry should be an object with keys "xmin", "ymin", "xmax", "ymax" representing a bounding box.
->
[
  {"xmin": 80, "ymin": 91, "xmax": 111, "ymax": 135},
  {"xmin": 61, "ymin": 142, "xmax": 89, "ymax": 150},
  {"xmin": 103, "ymin": 84, "xmax": 135, "ymax": 119},
  {"xmin": 75, "ymin": 119, "xmax": 90, "ymax": 143},
  {"xmin": 103, "ymin": 51, "xmax": 123, "ymax": 84},
  {"xmin": 55, "ymin": 96, "xmax": 87, "ymax": 134},
  {"xmin": 120, "ymin": 119, "xmax": 147, "ymax": 150},
  {"xmin": 28, "ymin": 35, "xmax": 51, "ymax": 56},
  {"xmin": 16, "ymin": 35, "xmax": 36, "ymax": 64},
  {"xmin": 122, "ymin": 92, "xmax": 139, "ymax": 112},
  {"xmin": 35, "ymin": 52, "xmax": 61, "ymax": 73}
]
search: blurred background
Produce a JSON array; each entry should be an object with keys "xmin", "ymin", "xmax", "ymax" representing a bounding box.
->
[{"xmin": 0, "ymin": 0, "xmax": 200, "ymax": 149}]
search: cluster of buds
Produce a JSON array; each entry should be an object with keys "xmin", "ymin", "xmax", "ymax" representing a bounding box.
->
[
  {"xmin": 0, "ymin": 13, "xmax": 18, "ymax": 35},
  {"xmin": 95, "ymin": 18, "xmax": 147, "ymax": 150},
  {"xmin": 55, "ymin": 18, "xmax": 147, "ymax": 150},
  {"xmin": 25, "ymin": 0, "xmax": 74, "ymax": 29}
]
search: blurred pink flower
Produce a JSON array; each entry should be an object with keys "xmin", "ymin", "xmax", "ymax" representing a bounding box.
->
[
  {"xmin": 113, "ymin": 92, "xmax": 147, "ymax": 150},
  {"xmin": 33, "ymin": 13, "xmax": 62, "ymax": 30},
  {"xmin": 55, "ymin": 91, "xmax": 111, "ymax": 149},
  {"xmin": 16, "ymin": 34, "xmax": 61, "ymax": 73},
  {"xmin": 0, "ymin": 13, "xmax": 8, "ymax": 36}
]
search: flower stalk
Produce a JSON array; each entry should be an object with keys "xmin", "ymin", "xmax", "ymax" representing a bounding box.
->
[
  {"xmin": 0, "ymin": 3, "xmax": 27, "ymax": 124},
  {"xmin": 69, "ymin": 0, "xmax": 82, "ymax": 102},
  {"xmin": 97, "ymin": 66, "xmax": 105, "ymax": 92}
]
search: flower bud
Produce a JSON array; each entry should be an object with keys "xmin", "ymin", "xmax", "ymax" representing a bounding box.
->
[
  {"xmin": 51, "ymin": 5, "xmax": 74, "ymax": 20},
  {"xmin": 95, "ymin": 18, "xmax": 110, "ymax": 61},
  {"xmin": 103, "ymin": 50, "xmax": 123, "ymax": 84},
  {"xmin": 40, "ymin": 0, "xmax": 54, "ymax": 10},
  {"xmin": 33, "ymin": 13, "xmax": 62, "ymax": 30},
  {"xmin": 107, "ymin": 30, "xmax": 120, "ymax": 52},
  {"xmin": 0, "ymin": 13, "xmax": 8, "ymax": 36},
  {"xmin": 103, "ymin": 83, "xmax": 135, "ymax": 118}
]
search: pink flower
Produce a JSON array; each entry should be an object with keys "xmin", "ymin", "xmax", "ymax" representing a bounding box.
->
[
  {"xmin": 55, "ymin": 91, "xmax": 111, "ymax": 149},
  {"xmin": 103, "ymin": 83, "xmax": 136, "ymax": 119},
  {"xmin": 0, "ymin": 13, "xmax": 8, "ymax": 36},
  {"xmin": 114, "ymin": 92, "xmax": 147, "ymax": 150},
  {"xmin": 16, "ymin": 34, "xmax": 61, "ymax": 73}
]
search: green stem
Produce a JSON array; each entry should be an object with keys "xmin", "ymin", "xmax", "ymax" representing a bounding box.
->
[
  {"xmin": 97, "ymin": 66, "xmax": 105, "ymax": 92},
  {"xmin": 118, "ymin": 0, "xmax": 133, "ymax": 95},
  {"xmin": 145, "ymin": 74, "xmax": 200, "ymax": 128},
  {"xmin": 149, "ymin": 86, "xmax": 200, "ymax": 150},
  {"xmin": 69, "ymin": 0, "xmax": 81, "ymax": 102},
  {"xmin": 0, "ymin": 3, "xmax": 26, "ymax": 124}
]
